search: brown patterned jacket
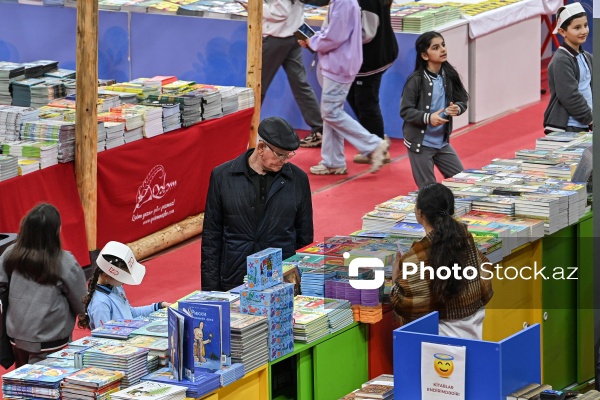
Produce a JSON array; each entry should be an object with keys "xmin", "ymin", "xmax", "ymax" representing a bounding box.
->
[{"xmin": 390, "ymin": 232, "xmax": 493, "ymax": 325}]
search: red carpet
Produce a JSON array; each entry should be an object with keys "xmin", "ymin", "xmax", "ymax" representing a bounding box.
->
[{"xmin": 0, "ymin": 93, "xmax": 550, "ymax": 387}]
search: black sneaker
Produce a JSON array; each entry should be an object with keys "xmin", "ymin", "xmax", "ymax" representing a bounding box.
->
[{"xmin": 299, "ymin": 132, "xmax": 322, "ymax": 148}]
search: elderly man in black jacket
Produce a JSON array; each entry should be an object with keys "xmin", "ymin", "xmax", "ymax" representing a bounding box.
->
[{"xmin": 201, "ymin": 117, "xmax": 314, "ymax": 291}]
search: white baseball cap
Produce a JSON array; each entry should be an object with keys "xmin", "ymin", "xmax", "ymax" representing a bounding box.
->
[
  {"xmin": 554, "ymin": 2, "xmax": 586, "ymax": 34},
  {"xmin": 97, "ymin": 241, "xmax": 146, "ymax": 285}
]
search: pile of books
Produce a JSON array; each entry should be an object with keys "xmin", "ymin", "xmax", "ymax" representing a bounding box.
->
[
  {"xmin": 77, "ymin": 343, "xmax": 150, "ymax": 388},
  {"xmin": 229, "ymin": 312, "xmax": 269, "ymax": 373},
  {"xmin": 194, "ymin": 84, "xmax": 223, "ymax": 120},
  {"xmin": 111, "ymin": 104, "xmax": 165, "ymax": 138},
  {"xmin": 21, "ymin": 120, "xmax": 76, "ymax": 162},
  {"xmin": 239, "ymin": 252, "xmax": 294, "ymax": 362},
  {"xmin": 234, "ymin": 86, "xmax": 254, "ymax": 110},
  {"xmin": 2, "ymin": 363, "xmax": 79, "ymax": 399},
  {"xmin": 216, "ymin": 85, "xmax": 239, "ymax": 115},
  {"xmin": 292, "ymin": 309, "xmax": 329, "ymax": 343},
  {"xmin": 0, "ymin": 105, "xmax": 39, "ymax": 141},
  {"xmin": 104, "ymin": 121, "xmax": 126, "ymax": 150},
  {"xmin": 0, "ymin": 154, "xmax": 18, "ymax": 181},
  {"xmin": 61, "ymin": 366, "xmax": 124, "ymax": 400},
  {"xmin": 295, "ymin": 295, "xmax": 354, "ymax": 335},
  {"xmin": 342, "ymin": 373, "xmax": 394, "ymax": 399},
  {"xmin": 0, "ymin": 61, "xmax": 26, "ymax": 105},
  {"xmin": 126, "ymin": 335, "xmax": 170, "ymax": 367}
]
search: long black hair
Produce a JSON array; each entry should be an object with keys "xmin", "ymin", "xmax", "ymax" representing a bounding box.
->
[
  {"xmin": 416, "ymin": 183, "xmax": 470, "ymax": 303},
  {"xmin": 78, "ymin": 255, "xmax": 127, "ymax": 330},
  {"xmin": 414, "ymin": 31, "xmax": 469, "ymax": 102},
  {"xmin": 4, "ymin": 203, "xmax": 62, "ymax": 285}
]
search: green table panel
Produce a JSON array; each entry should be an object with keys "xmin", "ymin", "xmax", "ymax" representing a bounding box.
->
[
  {"xmin": 313, "ymin": 324, "xmax": 368, "ymax": 400},
  {"xmin": 542, "ymin": 225, "xmax": 578, "ymax": 389},
  {"xmin": 577, "ymin": 213, "xmax": 594, "ymax": 383}
]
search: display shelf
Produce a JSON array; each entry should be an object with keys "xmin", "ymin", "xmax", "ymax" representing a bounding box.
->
[{"xmin": 269, "ymin": 322, "xmax": 368, "ymax": 400}]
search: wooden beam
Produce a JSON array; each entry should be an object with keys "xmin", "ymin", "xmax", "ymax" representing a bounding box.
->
[
  {"xmin": 75, "ymin": 1, "xmax": 99, "ymax": 251},
  {"xmin": 246, "ymin": 0, "xmax": 263, "ymax": 148},
  {"xmin": 127, "ymin": 213, "xmax": 204, "ymax": 261}
]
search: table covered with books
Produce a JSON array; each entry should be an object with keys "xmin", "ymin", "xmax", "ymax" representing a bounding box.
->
[{"xmin": 0, "ymin": 108, "xmax": 253, "ymax": 266}]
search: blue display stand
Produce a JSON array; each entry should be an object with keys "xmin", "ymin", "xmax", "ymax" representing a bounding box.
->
[{"xmin": 393, "ymin": 312, "xmax": 541, "ymax": 400}]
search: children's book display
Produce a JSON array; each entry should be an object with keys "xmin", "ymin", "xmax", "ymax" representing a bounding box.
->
[
  {"xmin": 141, "ymin": 366, "xmax": 221, "ymax": 399},
  {"xmin": 111, "ymin": 380, "xmax": 187, "ymax": 400},
  {"xmin": 61, "ymin": 366, "xmax": 125, "ymax": 399},
  {"xmin": 2, "ymin": 363, "xmax": 79, "ymax": 399},
  {"xmin": 240, "ymin": 248, "xmax": 295, "ymax": 361}
]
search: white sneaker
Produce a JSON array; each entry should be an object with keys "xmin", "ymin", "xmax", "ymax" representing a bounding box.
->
[
  {"xmin": 309, "ymin": 164, "xmax": 348, "ymax": 175},
  {"xmin": 369, "ymin": 140, "xmax": 389, "ymax": 173},
  {"xmin": 353, "ymin": 151, "xmax": 391, "ymax": 164}
]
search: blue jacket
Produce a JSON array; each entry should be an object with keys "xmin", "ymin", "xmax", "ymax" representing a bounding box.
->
[{"xmin": 87, "ymin": 285, "xmax": 160, "ymax": 330}]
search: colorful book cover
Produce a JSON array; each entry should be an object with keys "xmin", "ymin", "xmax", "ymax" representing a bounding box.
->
[
  {"xmin": 130, "ymin": 319, "xmax": 169, "ymax": 338},
  {"xmin": 167, "ymin": 307, "xmax": 184, "ymax": 381},
  {"xmin": 63, "ymin": 366, "xmax": 124, "ymax": 388},
  {"xmin": 178, "ymin": 302, "xmax": 222, "ymax": 372},
  {"xmin": 3, "ymin": 363, "xmax": 79, "ymax": 384},
  {"xmin": 103, "ymin": 319, "xmax": 150, "ymax": 329}
]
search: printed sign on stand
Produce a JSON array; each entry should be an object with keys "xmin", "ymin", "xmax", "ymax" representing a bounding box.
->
[{"xmin": 421, "ymin": 342, "xmax": 466, "ymax": 399}]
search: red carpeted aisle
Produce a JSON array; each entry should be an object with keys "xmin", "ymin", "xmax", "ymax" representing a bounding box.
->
[{"xmin": 0, "ymin": 95, "xmax": 549, "ymax": 388}]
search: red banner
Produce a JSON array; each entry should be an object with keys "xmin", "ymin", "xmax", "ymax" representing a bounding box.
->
[
  {"xmin": 97, "ymin": 109, "xmax": 253, "ymax": 248},
  {"xmin": 0, "ymin": 163, "xmax": 90, "ymax": 266}
]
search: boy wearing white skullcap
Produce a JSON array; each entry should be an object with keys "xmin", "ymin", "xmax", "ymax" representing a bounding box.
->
[{"xmin": 544, "ymin": 2, "xmax": 592, "ymax": 133}]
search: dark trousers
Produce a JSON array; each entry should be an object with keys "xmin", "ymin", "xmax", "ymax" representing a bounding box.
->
[
  {"xmin": 261, "ymin": 35, "xmax": 323, "ymax": 134},
  {"xmin": 12, "ymin": 344, "xmax": 67, "ymax": 368},
  {"xmin": 407, "ymin": 144, "xmax": 464, "ymax": 189},
  {"xmin": 347, "ymin": 71, "xmax": 385, "ymax": 139}
]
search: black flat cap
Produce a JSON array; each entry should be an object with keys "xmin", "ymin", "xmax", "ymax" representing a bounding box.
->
[{"xmin": 258, "ymin": 117, "xmax": 300, "ymax": 151}]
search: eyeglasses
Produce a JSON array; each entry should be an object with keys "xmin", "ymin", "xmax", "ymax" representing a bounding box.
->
[{"xmin": 262, "ymin": 142, "xmax": 296, "ymax": 161}]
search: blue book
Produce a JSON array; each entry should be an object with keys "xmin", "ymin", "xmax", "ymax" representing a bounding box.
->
[
  {"xmin": 169, "ymin": 307, "xmax": 197, "ymax": 382},
  {"xmin": 178, "ymin": 303, "xmax": 223, "ymax": 372},
  {"xmin": 179, "ymin": 300, "xmax": 231, "ymax": 366},
  {"xmin": 167, "ymin": 308, "xmax": 184, "ymax": 381}
]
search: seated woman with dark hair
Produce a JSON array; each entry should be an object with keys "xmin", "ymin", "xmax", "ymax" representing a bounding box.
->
[{"xmin": 391, "ymin": 183, "xmax": 493, "ymax": 340}]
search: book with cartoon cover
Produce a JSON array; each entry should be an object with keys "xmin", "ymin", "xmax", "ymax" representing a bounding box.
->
[
  {"xmin": 178, "ymin": 300, "xmax": 231, "ymax": 367},
  {"xmin": 63, "ymin": 366, "xmax": 125, "ymax": 388},
  {"xmin": 2, "ymin": 364, "xmax": 79, "ymax": 386},
  {"xmin": 177, "ymin": 302, "xmax": 222, "ymax": 372},
  {"xmin": 91, "ymin": 325, "xmax": 137, "ymax": 339},
  {"xmin": 104, "ymin": 319, "xmax": 151, "ymax": 329}
]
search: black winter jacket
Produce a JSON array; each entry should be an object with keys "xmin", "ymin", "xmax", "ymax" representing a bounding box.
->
[
  {"xmin": 400, "ymin": 69, "xmax": 468, "ymax": 153},
  {"xmin": 357, "ymin": 0, "xmax": 398, "ymax": 76},
  {"xmin": 201, "ymin": 149, "xmax": 314, "ymax": 291}
]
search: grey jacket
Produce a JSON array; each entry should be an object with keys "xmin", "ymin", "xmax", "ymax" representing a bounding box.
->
[
  {"xmin": 0, "ymin": 245, "xmax": 87, "ymax": 352},
  {"xmin": 543, "ymin": 45, "xmax": 593, "ymax": 132},
  {"xmin": 400, "ymin": 69, "xmax": 468, "ymax": 153}
]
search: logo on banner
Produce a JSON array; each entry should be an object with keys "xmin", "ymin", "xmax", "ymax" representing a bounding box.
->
[{"xmin": 132, "ymin": 165, "xmax": 177, "ymax": 225}]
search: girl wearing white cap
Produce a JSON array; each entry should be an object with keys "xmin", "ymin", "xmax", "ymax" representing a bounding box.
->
[
  {"xmin": 544, "ymin": 2, "xmax": 592, "ymax": 133},
  {"xmin": 78, "ymin": 241, "xmax": 171, "ymax": 330}
]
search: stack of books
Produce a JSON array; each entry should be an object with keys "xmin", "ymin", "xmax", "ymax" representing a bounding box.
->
[
  {"xmin": 61, "ymin": 366, "xmax": 124, "ymax": 400},
  {"xmin": 294, "ymin": 295, "xmax": 354, "ymax": 334},
  {"xmin": 194, "ymin": 84, "xmax": 223, "ymax": 120},
  {"xmin": 104, "ymin": 121, "xmax": 126, "ymax": 150},
  {"xmin": 362, "ymin": 210, "xmax": 406, "ymax": 232},
  {"xmin": 292, "ymin": 309, "xmax": 329, "ymax": 343},
  {"xmin": 233, "ymin": 87, "xmax": 254, "ymax": 110},
  {"xmin": 111, "ymin": 104, "xmax": 164, "ymax": 138},
  {"xmin": 20, "ymin": 120, "xmax": 76, "ymax": 163},
  {"xmin": 78, "ymin": 343, "xmax": 150, "ymax": 388},
  {"xmin": 126, "ymin": 335, "xmax": 170, "ymax": 367},
  {"xmin": 91, "ymin": 325, "xmax": 139, "ymax": 340},
  {"xmin": 229, "ymin": 312, "xmax": 269, "ymax": 373},
  {"xmin": 215, "ymin": 363, "xmax": 245, "ymax": 387},
  {"xmin": 2, "ymin": 363, "xmax": 79, "ymax": 399},
  {"xmin": 29, "ymin": 79, "xmax": 66, "ymax": 109},
  {"xmin": 0, "ymin": 105, "xmax": 39, "ymax": 141},
  {"xmin": 11, "ymin": 77, "xmax": 46, "ymax": 107},
  {"xmin": 216, "ymin": 85, "xmax": 239, "ymax": 115},
  {"xmin": 0, "ymin": 62, "xmax": 26, "ymax": 105},
  {"xmin": 130, "ymin": 319, "xmax": 169, "ymax": 338},
  {"xmin": 0, "ymin": 154, "xmax": 18, "ymax": 181}
]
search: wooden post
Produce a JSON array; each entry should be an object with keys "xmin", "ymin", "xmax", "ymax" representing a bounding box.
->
[
  {"xmin": 75, "ymin": 1, "xmax": 99, "ymax": 251},
  {"xmin": 246, "ymin": 0, "xmax": 263, "ymax": 147},
  {"xmin": 127, "ymin": 213, "xmax": 205, "ymax": 261}
]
